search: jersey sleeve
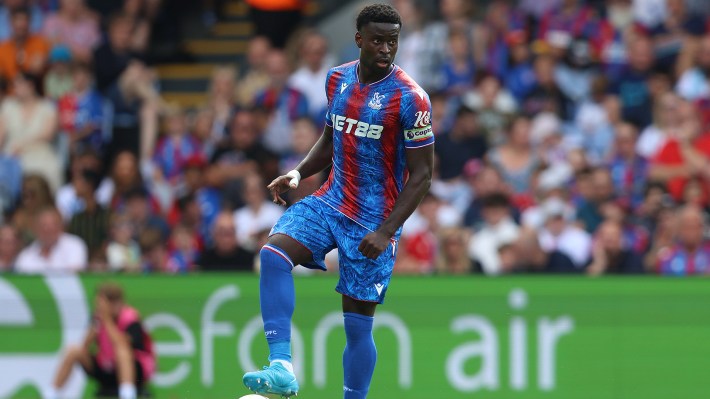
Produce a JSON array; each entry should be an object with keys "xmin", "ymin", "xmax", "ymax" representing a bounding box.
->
[
  {"xmin": 324, "ymin": 69, "xmax": 335, "ymax": 127},
  {"xmin": 400, "ymin": 88, "xmax": 435, "ymax": 149}
]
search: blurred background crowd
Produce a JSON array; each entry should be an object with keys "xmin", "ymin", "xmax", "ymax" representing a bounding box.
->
[{"xmin": 1, "ymin": 0, "xmax": 710, "ymax": 276}]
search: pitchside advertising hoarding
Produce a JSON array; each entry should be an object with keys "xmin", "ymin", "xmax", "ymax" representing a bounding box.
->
[{"xmin": 1, "ymin": 275, "xmax": 709, "ymax": 399}]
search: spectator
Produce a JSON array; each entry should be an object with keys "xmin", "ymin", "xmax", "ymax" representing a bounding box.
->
[
  {"xmin": 463, "ymin": 162, "xmax": 514, "ymax": 229},
  {"xmin": 648, "ymin": 0, "xmax": 707, "ymax": 75},
  {"xmin": 0, "ymin": 6, "xmax": 50, "ymax": 81},
  {"xmin": 538, "ymin": 197, "xmax": 592, "ymax": 267},
  {"xmin": 288, "ymin": 30, "xmax": 335, "ymax": 121},
  {"xmin": 166, "ymin": 223, "xmax": 198, "ymax": 273},
  {"xmin": 434, "ymin": 106, "xmax": 488, "ymax": 181},
  {"xmin": 504, "ymin": 30, "xmax": 536, "ymax": 102},
  {"xmin": 48, "ymin": 282, "xmax": 155, "ymax": 399},
  {"xmin": 574, "ymin": 77, "xmax": 617, "ymax": 164},
  {"xmin": 436, "ymin": 227, "xmax": 477, "ymax": 274},
  {"xmin": 0, "ymin": 224, "xmax": 21, "ymax": 272},
  {"xmin": 676, "ymin": 34, "xmax": 710, "ymax": 101},
  {"xmin": 522, "ymin": 53, "xmax": 573, "ymax": 120},
  {"xmin": 537, "ymin": 0, "xmax": 599, "ymax": 49},
  {"xmin": 124, "ymin": 187, "xmax": 169, "ymax": 242},
  {"xmin": 576, "ymin": 168, "xmax": 615, "ymax": 233},
  {"xmin": 15, "ymin": 206, "xmax": 88, "ymax": 273},
  {"xmin": 55, "ymin": 149, "xmax": 102, "ymax": 221},
  {"xmin": 67, "ymin": 169, "xmax": 110, "ymax": 269},
  {"xmin": 587, "ymin": 219, "xmax": 645, "ymax": 275},
  {"xmin": 0, "ymin": 72, "xmax": 62, "ymax": 192},
  {"xmin": 607, "ymin": 122, "xmax": 649, "ymax": 208},
  {"xmin": 279, "ymin": 117, "xmax": 324, "ymax": 202},
  {"xmin": 233, "ymin": 174, "xmax": 283, "ymax": 252},
  {"xmin": 0, "ymin": 0, "xmax": 44, "ymax": 42},
  {"xmin": 255, "ymin": 49, "xmax": 309, "ymax": 154},
  {"xmin": 138, "ymin": 226, "xmax": 168, "ymax": 273},
  {"xmin": 44, "ymin": 45, "xmax": 74, "ymax": 100},
  {"xmin": 11, "ymin": 174, "xmax": 55, "ymax": 244},
  {"xmin": 462, "ymin": 72, "xmax": 517, "ymax": 140},
  {"xmin": 657, "ymin": 204, "xmax": 710, "ymax": 275},
  {"xmin": 206, "ymin": 65, "xmax": 237, "ymax": 140},
  {"xmin": 100, "ymin": 151, "xmax": 148, "ymax": 211},
  {"xmin": 440, "ymin": 28, "xmax": 476, "ymax": 96},
  {"xmin": 235, "ymin": 36, "xmax": 272, "ymax": 107},
  {"xmin": 468, "ymin": 192, "xmax": 520, "ymax": 275},
  {"xmin": 609, "ymin": 35, "xmax": 655, "ymax": 129},
  {"xmin": 509, "ymin": 227, "xmax": 579, "ymax": 273},
  {"xmin": 0, "ymin": 155, "xmax": 22, "ymax": 216},
  {"xmin": 106, "ymin": 213, "xmax": 141, "ymax": 273},
  {"xmin": 57, "ymin": 62, "xmax": 105, "ymax": 155},
  {"xmin": 93, "ymin": 13, "xmax": 145, "ymax": 92},
  {"xmin": 637, "ymin": 92, "xmax": 685, "ymax": 159},
  {"xmin": 529, "ymin": 112, "xmax": 567, "ymax": 166},
  {"xmin": 196, "ymin": 211, "xmax": 254, "ymax": 272},
  {"xmin": 151, "ymin": 105, "xmax": 202, "ymax": 185},
  {"xmin": 487, "ymin": 115, "xmax": 541, "ymax": 195},
  {"xmin": 42, "ymin": 0, "xmax": 100, "ymax": 63}
]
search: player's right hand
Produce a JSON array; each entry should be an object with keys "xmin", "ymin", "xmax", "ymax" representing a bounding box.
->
[{"xmin": 267, "ymin": 175, "xmax": 293, "ymax": 206}]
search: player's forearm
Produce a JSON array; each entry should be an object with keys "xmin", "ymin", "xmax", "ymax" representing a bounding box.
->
[
  {"xmin": 294, "ymin": 129, "xmax": 333, "ymax": 179},
  {"xmin": 377, "ymin": 170, "xmax": 431, "ymax": 238},
  {"xmin": 102, "ymin": 318, "xmax": 129, "ymax": 348}
]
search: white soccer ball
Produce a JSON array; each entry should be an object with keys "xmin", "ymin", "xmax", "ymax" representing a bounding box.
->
[{"xmin": 238, "ymin": 395, "xmax": 270, "ymax": 399}]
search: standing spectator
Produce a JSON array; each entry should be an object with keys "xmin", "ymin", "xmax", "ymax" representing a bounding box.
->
[
  {"xmin": 288, "ymin": 30, "xmax": 335, "ymax": 122},
  {"xmin": 67, "ymin": 169, "xmax": 110, "ymax": 269},
  {"xmin": 608, "ymin": 122, "xmax": 649, "ymax": 208},
  {"xmin": 587, "ymin": 219, "xmax": 645, "ymax": 275},
  {"xmin": 675, "ymin": 35, "xmax": 710, "ymax": 101},
  {"xmin": 42, "ymin": 0, "xmax": 100, "ymax": 63},
  {"xmin": 255, "ymin": 49, "xmax": 309, "ymax": 155},
  {"xmin": 93, "ymin": 13, "xmax": 145, "ymax": 92},
  {"xmin": 233, "ymin": 174, "xmax": 283, "ymax": 252},
  {"xmin": 0, "ymin": 7, "xmax": 50, "ymax": 81},
  {"xmin": 106, "ymin": 214, "xmax": 141, "ymax": 273},
  {"xmin": 0, "ymin": 224, "xmax": 21, "ymax": 272},
  {"xmin": 58, "ymin": 62, "xmax": 104, "ymax": 154},
  {"xmin": 235, "ymin": 36, "xmax": 271, "ymax": 107},
  {"xmin": 434, "ymin": 106, "xmax": 488, "ymax": 181},
  {"xmin": 0, "ymin": 0, "xmax": 44, "ymax": 42},
  {"xmin": 246, "ymin": 0, "xmax": 303, "ymax": 49},
  {"xmin": 609, "ymin": 35, "xmax": 655, "ymax": 129},
  {"xmin": 468, "ymin": 192, "xmax": 520, "ymax": 275},
  {"xmin": 206, "ymin": 65, "xmax": 237, "ymax": 139},
  {"xmin": 15, "ymin": 207, "xmax": 88, "ymax": 273},
  {"xmin": 657, "ymin": 204, "xmax": 710, "ymax": 275},
  {"xmin": 0, "ymin": 75, "xmax": 62, "ymax": 187},
  {"xmin": 196, "ymin": 211, "xmax": 254, "ymax": 272},
  {"xmin": 151, "ymin": 105, "xmax": 202, "ymax": 186}
]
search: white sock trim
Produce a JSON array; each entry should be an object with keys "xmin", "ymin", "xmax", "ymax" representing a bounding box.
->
[
  {"xmin": 271, "ymin": 359, "xmax": 294, "ymax": 374},
  {"xmin": 119, "ymin": 383, "xmax": 137, "ymax": 399}
]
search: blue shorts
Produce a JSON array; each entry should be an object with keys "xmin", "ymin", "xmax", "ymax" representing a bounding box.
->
[{"xmin": 270, "ymin": 195, "xmax": 397, "ymax": 304}]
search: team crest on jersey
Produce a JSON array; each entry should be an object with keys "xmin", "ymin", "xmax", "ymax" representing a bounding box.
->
[{"xmin": 368, "ymin": 92, "xmax": 385, "ymax": 110}]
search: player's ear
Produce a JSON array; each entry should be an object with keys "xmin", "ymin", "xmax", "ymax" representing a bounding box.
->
[{"xmin": 355, "ymin": 31, "xmax": 362, "ymax": 48}]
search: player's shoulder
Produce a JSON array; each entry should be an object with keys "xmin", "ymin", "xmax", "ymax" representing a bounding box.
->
[
  {"xmin": 327, "ymin": 60, "xmax": 359, "ymax": 79},
  {"xmin": 393, "ymin": 65, "xmax": 429, "ymax": 102}
]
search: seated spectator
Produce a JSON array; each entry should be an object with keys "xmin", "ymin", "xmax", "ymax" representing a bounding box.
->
[
  {"xmin": 607, "ymin": 123, "xmax": 649, "ymax": 209},
  {"xmin": 138, "ymin": 227, "xmax": 168, "ymax": 273},
  {"xmin": 0, "ymin": 6, "xmax": 49, "ymax": 81},
  {"xmin": 58, "ymin": 62, "xmax": 104, "ymax": 155},
  {"xmin": 508, "ymin": 227, "xmax": 579, "ymax": 273},
  {"xmin": 0, "ymin": 72, "xmax": 62, "ymax": 192},
  {"xmin": 462, "ymin": 72, "xmax": 517, "ymax": 141},
  {"xmin": 206, "ymin": 65, "xmax": 237, "ymax": 140},
  {"xmin": 0, "ymin": 224, "xmax": 21, "ymax": 272},
  {"xmin": 255, "ymin": 49, "xmax": 309, "ymax": 155},
  {"xmin": 0, "ymin": 0, "xmax": 44, "ymax": 42},
  {"xmin": 587, "ymin": 219, "xmax": 645, "ymax": 275},
  {"xmin": 11, "ymin": 174, "xmax": 55, "ymax": 244},
  {"xmin": 0, "ymin": 155, "xmax": 22, "ymax": 215},
  {"xmin": 166, "ymin": 224, "xmax": 198, "ymax": 273},
  {"xmin": 573, "ymin": 77, "xmax": 617, "ymax": 164},
  {"xmin": 657, "ymin": 204, "xmax": 710, "ymax": 275},
  {"xmin": 648, "ymin": 0, "xmax": 707, "ymax": 75},
  {"xmin": 538, "ymin": 197, "xmax": 592, "ymax": 267},
  {"xmin": 41, "ymin": 0, "xmax": 100, "ymax": 63},
  {"xmin": 436, "ymin": 227, "xmax": 478, "ymax": 274},
  {"xmin": 434, "ymin": 106, "xmax": 488, "ymax": 181},
  {"xmin": 235, "ymin": 36, "xmax": 271, "ymax": 107},
  {"xmin": 468, "ymin": 192, "xmax": 520, "ymax": 275},
  {"xmin": 100, "ymin": 151, "xmax": 155, "ymax": 212},
  {"xmin": 106, "ymin": 214, "xmax": 141, "ymax": 273},
  {"xmin": 675, "ymin": 35, "xmax": 710, "ymax": 101},
  {"xmin": 288, "ymin": 30, "xmax": 335, "ymax": 121},
  {"xmin": 93, "ymin": 13, "xmax": 145, "ymax": 93},
  {"xmin": 233, "ymin": 174, "xmax": 283, "ymax": 252},
  {"xmin": 48, "ymin": 282, "xmax": 155, "ymax": 399},
  {"xmin": 440, "ymin": 28, "xmax": 476, "ymax": 96},
  {"xmin": 67, "ymin": 169, "xmax": 110, "ymax": 269},
  {"xmin": 44, "ymin": 45, "xmax": 74, "ymax": 100},
  {"xmin": 463, "ymin": 162, "xmax": 515, "ymax": 229},
  {"xmin": 504, "ymin": 32, "xmax": 536, "ymax": 102},
  {"xmin": 55, "ymin": 149, "xmax": 102, "ymax": 221},
  {"xmin": 637, "ymin": 92, "xmax": 685, "ymax": 159},
  {"xmin": 152, "ymin": 105, "xmax": 202, "ymax": 186},
  {"xmin": 522, "ymin": 53, "xmax": 573, "ymax": 120},
  {"xmin": 14, "ymin": 206, "xmax": 88, "ymax": 273},
  {"xmin": 576, "ymin": 168, "xmax": 615, "ymax": 233},
  {"xmin": 487, "ymin": 115, "xmax": 541, "ymax": 197},
  {"xmin": 196, "ymin": 211, "xmax": 254, "ymax": 272},
  {"xmin": 529, "ymin": 112, "xmax": 567, "ymax": 166},
  {"xmin": 124, "ymin": 187, "xmax": 169, "ymax": 242},
  {"xmin": 608, "ymin": 35, "xmax": 655, "ymax": 129}
]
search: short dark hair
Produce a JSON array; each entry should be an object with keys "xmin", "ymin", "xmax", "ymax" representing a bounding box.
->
[
  {"xmin": 10, "ymin": 6, "xmax": 30, "ymax": 18},
  {"xmin": 481, "ymin": 192, "xmax": 511, "ymax": 209},
  {"xmin": 356, "ymin": 4, "xmax": 402, "ymax": 31}
]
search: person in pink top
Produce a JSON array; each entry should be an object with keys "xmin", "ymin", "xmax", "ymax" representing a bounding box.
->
[{"xmin": 47, "ymin": 282, "xmax": 155, "ymax": 399}]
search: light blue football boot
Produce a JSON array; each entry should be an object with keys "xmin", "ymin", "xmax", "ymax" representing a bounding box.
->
[{"xmin": 243, "ymin": 362, "xmax": 299, "ymax": 397}]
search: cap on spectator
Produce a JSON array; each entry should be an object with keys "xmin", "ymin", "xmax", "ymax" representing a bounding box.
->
[
  {"xmin": 530, "ymin": 112, "xmax": 562, "ymax": 145},
  {"xmin": 49, "ymin": 45, "xmax": 72, "ymax": 63},
  {"xmin": 541, "ymin": 197, "xmax": 571, "ymax": 221}
]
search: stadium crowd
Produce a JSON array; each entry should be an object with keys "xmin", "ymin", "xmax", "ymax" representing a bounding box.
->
[{"xmin": 1, "ymin": 0, "xmax": 710, "ymax": 276}]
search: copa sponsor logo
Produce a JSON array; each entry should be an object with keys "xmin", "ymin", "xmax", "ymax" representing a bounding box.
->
[{"xmin": 331, "ymin": 114, "xmax": 383, "ymax": 139}]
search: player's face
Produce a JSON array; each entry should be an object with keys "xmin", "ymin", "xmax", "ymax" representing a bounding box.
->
[{"xmin": 356, "ymin": 22, "xmax": 400, "ymax": 74}]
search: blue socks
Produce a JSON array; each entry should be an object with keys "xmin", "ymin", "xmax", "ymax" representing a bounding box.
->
[
  {"xmin": 260, "ymin": 245, "xmax": 295, "ymax": 363},
  {"xmin": 342, "ymin": 312, "xmax": 377, "ymax": 399}
]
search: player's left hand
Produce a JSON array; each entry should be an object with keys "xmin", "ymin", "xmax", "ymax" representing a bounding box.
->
[{"xmin": 358, "ymin": 231, "xmax": 391, "ymax": 260}]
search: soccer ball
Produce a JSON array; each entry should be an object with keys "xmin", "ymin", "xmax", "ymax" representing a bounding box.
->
[{"xmin": 238, "ymin": 395, "xmax": 270, "ymax": 399}]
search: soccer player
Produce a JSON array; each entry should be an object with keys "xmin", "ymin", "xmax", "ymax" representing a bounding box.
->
[{"xmin": 242, "ymin": 4, "xmax": 434, "ymax": 398}]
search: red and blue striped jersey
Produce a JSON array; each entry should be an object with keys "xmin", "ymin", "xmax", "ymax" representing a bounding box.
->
[{"xmin": 314, "ymin": 61, "xmax": 434, "ymax": 232}]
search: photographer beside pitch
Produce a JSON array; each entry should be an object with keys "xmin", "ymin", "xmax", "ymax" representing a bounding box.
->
[
  {"xmin": 47, "ymin": 283, "xmax": 155, "ymax": 399},
  {"xmin": 242, "ymin": 4, "xmax": 434, "ymax": 399}
]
